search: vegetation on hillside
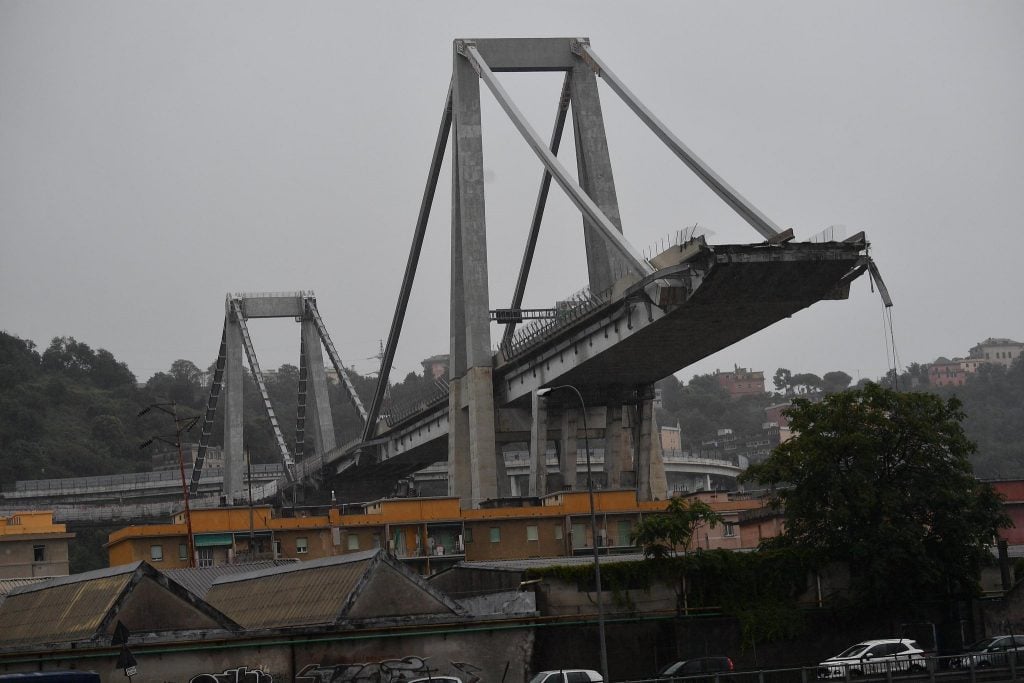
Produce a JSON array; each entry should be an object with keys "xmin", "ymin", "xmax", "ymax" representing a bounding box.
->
[
  {"xmin": 656, "ymin": 358, "xmax": 1024, "ymax": 480},
  {"xmin": 2, "ymin": 329, "xmax": 1021, "ymax": 485}
]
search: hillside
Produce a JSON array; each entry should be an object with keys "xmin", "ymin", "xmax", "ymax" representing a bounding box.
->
[{"xmin": 2, "ymin": 330, "xmax": 1021, "ymax": 486}]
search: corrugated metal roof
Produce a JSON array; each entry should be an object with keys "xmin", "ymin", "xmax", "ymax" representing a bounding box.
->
[
  {"xmin": 455, "ymin": 553, "xmax": 647, "ymax": 572},
  {"xmin": 0, "ymin": 578, "xmax": 50, "ymax": 597},
  {"xmin": 212, "ymin": 548, "xmax": 380, "ymax": 586},
  {"xmin": 165, "ymin": 559, "xmax": 298, "ymax": 599},
  {"xmin": 206, "ymin": 554, "xmax": 374, "ymax": 629},
  {"xmin": 4, "ymin": 562, "xmax": 141, "ymax": 597},
  {"xmin": 0, "ymin": 572, "xmax": 132, "ymax": 646}
]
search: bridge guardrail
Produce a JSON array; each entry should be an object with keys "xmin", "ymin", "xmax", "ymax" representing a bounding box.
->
[{"xmin": 500, "ymin": 286, "xmax": 612, "ymax": 361}]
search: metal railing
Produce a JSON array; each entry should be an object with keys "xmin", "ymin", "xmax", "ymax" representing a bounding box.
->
[
  {"xmin": 385, "ymin": 378, "xmax": 450, "ymax": 427},
  {"xmin": 500, "ymin": 286, "xmax": 613, "ymax": 361},
  {"xmin": 617, "ymin": 653, "xmax": 1021, "ymax": 683}
]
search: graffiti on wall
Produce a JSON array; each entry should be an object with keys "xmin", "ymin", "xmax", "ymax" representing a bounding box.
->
[
  {"xmin": 296, "ymin": 655, "xmax": 481, "ymax": 683},
  {"xmin": 189, "ymin": 667, "xmax": 273, "ymax": 683},
  {"xmin": 187, "ymin": 656, "xmax": 482, "ymax": 683}
]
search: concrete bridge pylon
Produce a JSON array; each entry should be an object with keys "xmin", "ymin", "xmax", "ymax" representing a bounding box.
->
[{"xmin": 189, "ymin": 291, "xmax": 365, "ymax": 504}]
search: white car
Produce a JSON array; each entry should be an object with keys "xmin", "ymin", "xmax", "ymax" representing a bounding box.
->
[
  {"xmin": 528, "ymin": 670, "xmax": 603, "ymax": 683},
  {"xmin": 953, "ymin": 635, "xmax": 1024, "ymax": 668},
  {"xmin": 817, "ymin": 639, "xmax": 926, "ymax": 679}
]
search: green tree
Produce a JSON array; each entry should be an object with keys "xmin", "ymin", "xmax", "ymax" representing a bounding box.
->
[
  {"xmin": 772, "ymin": 368, "xmax": 792, "ymax": 393},
  {"xmin": 821, "ymin": 370, "xmax": 852, "ymax": 393},
  {"xmin": 633, "ymin": 497, "xmax": 723, "ymax": 559},
  {"xmin": 633, "ymin": 497, "xmax": 724, "ymax": 615},
  {"xmin": 789, "ymin": 372, "xmax": 822, "ymax": 394},
  {"xmin": 742, "ymin": 383, "xmax": 1009, "ymax": 616}
]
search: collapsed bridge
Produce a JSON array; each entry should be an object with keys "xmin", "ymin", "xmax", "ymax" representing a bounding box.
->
[{"xmin": 192, "ymin": 38, "xmax": 886, "ymax": 509}]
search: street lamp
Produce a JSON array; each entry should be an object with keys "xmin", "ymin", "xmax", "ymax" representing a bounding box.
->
[
  {"xmin": 536, "ymin": 384, "xmax": 609, "ymax": 683},
  {"xmin": 139, "ymin": 402, "xmax": 199, "ymax": 568}
]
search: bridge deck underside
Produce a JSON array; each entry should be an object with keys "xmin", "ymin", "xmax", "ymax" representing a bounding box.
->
[
  {"xmin": 556, "ymin": 253, "xmax": 859, "ymax": 393},
  {"xmin": 329, "ymin": 439, "xmax": 448, "ymax": 502}
]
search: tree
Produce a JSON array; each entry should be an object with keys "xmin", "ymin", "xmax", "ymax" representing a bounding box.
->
[
  {"xmin": 789, "ymin": 372, "xmax": 822, "ymax": 394},
  {"xmin": 742, "ymin": 383, "xmax": 1009, "ymax": 615},
  {"xmin": 633, "ymin": 497, "xmax": 724, "ymax": 615},
  {"xmin": 821, "ymin": 370, "xmax": 852, "ymax": 393},
  {"xmin": 633, "ymin": 497, "xmax": 723, "ymax": 559},
  {"xmin": 772, "ymin": 368, "xmax": 792, "ymax": 393}
]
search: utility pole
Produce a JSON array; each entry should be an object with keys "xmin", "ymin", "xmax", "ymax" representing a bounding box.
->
[{"xmin": 139, "ymin": 402, "xmax": 199, "ymax": 568}]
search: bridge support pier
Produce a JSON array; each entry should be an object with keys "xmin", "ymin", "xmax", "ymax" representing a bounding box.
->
[
  {"xmin": 529, "ymin": 391, "xmax": 548, "ymax": 498},
  {"xmin": 223, "ymin": 311, "xmax": 245, "ymax": 504},
  {"xmin": 634, "ymin": 389, "xmax": 668, "ymax": 501},
  {"xmin": 605, "ymin": 402, "xmax": 626, "ymax": 489},
  {"xmin": 300, "ymin": 319, "xmax": 337, "ymax": 458},
  {"xmin": 559, "ymin": 409, "xmax": 579, "ymax": 491}
]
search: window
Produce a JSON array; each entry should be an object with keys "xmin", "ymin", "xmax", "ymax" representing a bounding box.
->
[
  {"xmin": 273, "ymin": 540, "xmax": 282, "ymax": 558},
  {"xmin": 723, "ymin": 523, "xmax": 736, "ymax": 538},
  {"xmin": 149, "ymin": 545, "xmax": 163, "ymax": 562},
  {"xmin": 198, "ymin": 548, "xmax": 214, "ymax": 568},
  {"xmin": 296, "ymin": 537, "xmax": 309, "ymax": 554},
  {"xmin": 571, "ymin": 522, "xmax": 587, "ymax": 549},
  {"xmin": 32, "ymin": 545, "xmax": 45, "ymax": 562},
  {"xmin": 178, "ymin": 543, "xmax": 188, "ymax": 561},
  {"xmin": 347, "ymin": 534, "xmax": 360, "ymax": 551},
  {"xmin": 554, "ymin": 525, "xmax": 563, "ymax": 540},
  {"xmin": 489, "ymin": 527, "xmax": 501, "ymax": 543},
  {"xmin": 464, "ymin": 527, "xmax": 473, "ymax": 543},
  {"xmin": 526, "ymin": 525, "xmax": 539, "ymax": 542},
  {"xmin": 618, "ymin": 520, "xmax": 632, "ymax": 546}
]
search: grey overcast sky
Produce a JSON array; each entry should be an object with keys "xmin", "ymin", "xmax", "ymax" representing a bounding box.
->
[{"xmin": 2, "ymin": 1, "xmax": 1022, "ymax": 386}]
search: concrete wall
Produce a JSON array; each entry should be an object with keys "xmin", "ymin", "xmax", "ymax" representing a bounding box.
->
[
  {"xmin": 0, "ymin": 625, "xmax": 534, "ymax": 683},
  {"xmin": 0, "ymin": 536, "xmax": 70, "ymax": 579}
]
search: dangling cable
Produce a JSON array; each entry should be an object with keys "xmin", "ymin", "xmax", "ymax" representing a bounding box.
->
[
  {"xmin": 881, "ymin": 305, "xmax": 896, "ymax": 389},
  {"xmin": 884, "ymin": 306, "xmax": 901, "ymax": 391},
  {"xmin": 865, "ymin": 252, "xmax": 898, "ymax": 390}
]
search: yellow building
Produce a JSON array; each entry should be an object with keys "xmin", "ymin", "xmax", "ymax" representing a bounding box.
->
[
  {"xmin": 107, "ymin": 490, "xmax": 768, "ymax": 573},
  {"xmin": 0, "ymin": 511, "xmax": 74, "ymax": 579}
]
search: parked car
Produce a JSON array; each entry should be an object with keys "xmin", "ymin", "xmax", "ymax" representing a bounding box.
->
[
  {"xmin": 656, "ymin": 656, "xmax": 735, "ymax": 681},
  {"xmin": 817, "ymin": 639, "xmax": 926, "ymax": 679},
  {"xmin": 952, "ymin": 635, "xmax": 1024, "ymax": 669},
  {"xmin": 528, "ymin": 670, "xmax": 603, "ymax": 683}
]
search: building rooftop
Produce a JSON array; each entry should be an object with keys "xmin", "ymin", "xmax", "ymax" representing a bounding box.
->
[
  {"xmin": 0, "ymin": 562, "xmax": 239, "ymax": 649},
  {"xmin": 165, "ymin": 559, "xmax": 298, "ymax": 599},
  {"xmin": 204, "ymin": 549, "xmax": 463, "ymax": 630}
]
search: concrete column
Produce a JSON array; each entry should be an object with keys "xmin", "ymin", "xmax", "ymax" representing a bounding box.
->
[
  {"xmin": 604, "ymin": 401, "xmax": 625, "ymax": 489},
  {"xmin": 570, "ymin": 63, "xmax": 624, "ymax": 294},
  {"xmin": 223, "ymin": 314, "xmax": 244, "ymax": 504},
  {"xmin": 529, "ymin": 391, "xmax": 549, "ymax": 498},
  {"xmin": 560, "ymin": 409, "xmax": 578, "ymax": 490},
  {"xmin": 467, "ymin": 367, "xmax": 498, "ymax": 504},
  {"xmin": 447, "ymin": 378, "xmax": 472, "ymax": 506},
  {"xmin": 300, "ymin": 320, "xmax": 336, "ymax": 457},
  {"xmin": 449, "ymin": 46, "xmax": 498, "ymax": 508},
  {"xmin": 635, "ymin": 393, "xmax": 668, "ymax": 501}
]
